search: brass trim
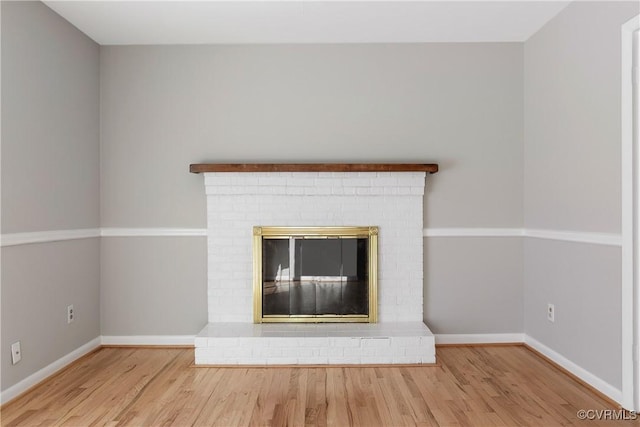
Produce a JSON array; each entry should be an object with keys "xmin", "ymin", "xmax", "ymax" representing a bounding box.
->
[
  {"xmin": 262, "ymin": 314, "xmax": 368, "ymax": 318},
  {"xmin": 260, "ymin": 317, "xmax": 370, "ymax": 323},
  {"xmin": 252, "ymin": 230, "xmax": 263, "ymax": 323},
  {"xmin": 253, "ymin": 226, "xmax": 378, "ymax": 324},
  {"xmin": 368, "ymin": 230, "xmax": 378, "ymax": 323},
  {"xmin": 258, "ymin": 226, "xmax": 373, "ymax": 238}
]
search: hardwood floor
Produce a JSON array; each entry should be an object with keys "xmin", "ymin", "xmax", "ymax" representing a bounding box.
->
[{"xmin": 1, "ymin": 346, "xmax": 635, "ymax": 426}]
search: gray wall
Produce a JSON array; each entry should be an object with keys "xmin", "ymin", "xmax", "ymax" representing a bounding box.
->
[
  {"xmin": 1, "ymin": 1, "xmax": 100, "ymax": 391},
  {"xmin": 100, "ymin": 43, "xmax": 524, "ymax": 229},
  {"xmin": 99, "ymin": 43, "xmax": 524, "ymax": 335},
  {"xmin": 523, "ymin": 1, "xmax": 639, "ymax": 390},
  {"xmin": 424, "ymin": 237, "xmax": 523, "ymax": 334},
  {"xmin": 1, "ymin": 240, "xmax": 101, "ymax": 390},
  {"xmin": 2, "ymin": 1, "xmax": 100, "ymax": 233},
  {"xmin": 524, "ymin": 239, "xmax": 622, "ymax": 387},
  {"xmin": 100, "ymin": 237, "xmax": 206, "ymax": 335}
]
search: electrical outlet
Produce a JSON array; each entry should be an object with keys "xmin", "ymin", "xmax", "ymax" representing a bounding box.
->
[
  {"xmin": 547, "ymin": 303, "xmax": 555, "ymax": 322},
  {"xmin": 11, "ymin": 341, "xmax": 21, "ymax": 365},
  {"xmin": 67, "ymin": 304, "xmax": 74, "ymax": 324}
]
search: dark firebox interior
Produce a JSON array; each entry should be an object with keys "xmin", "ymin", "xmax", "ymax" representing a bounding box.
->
[{"xmin": 262, "ymin": 237, "xmax": 369, "ymax": 316}]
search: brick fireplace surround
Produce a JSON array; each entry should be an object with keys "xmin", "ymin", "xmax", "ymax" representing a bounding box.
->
[{"xmin": 192, "ymin": 164, "xmax": 437, "ymax": 365}]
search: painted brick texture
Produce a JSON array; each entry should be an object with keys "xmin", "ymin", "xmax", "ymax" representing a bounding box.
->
[{"xmin": 204, "ymin": 172, "xmax": 426, "ymax": 323}]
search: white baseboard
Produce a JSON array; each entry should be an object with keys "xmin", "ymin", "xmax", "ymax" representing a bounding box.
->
[
  {"xmin": 435, "ymin": 333, "xmax": 525, "ymax": 345},
  {"xmin": 0, "ymin": 337, "xmax": 101, "ymax": 405},
  {"xmin": 0, "ymin": 334, "xmax": 624, "ymax": 409},
  {"xmin": 435, "ymin": 333, "xmax": 623, "ymax": 406},
  {"xmin": 101, "ymin": 335, "xmax": 195, "ymax": 346},
  {"xmin": 0, "ymin": 335, "xmax": 194, "ymax": 405},
  {"xmin": 524, "ymin": 335, "xmax": 623, "ymax": 405}
]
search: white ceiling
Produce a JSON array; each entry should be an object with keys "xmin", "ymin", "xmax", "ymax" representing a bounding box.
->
[{"xmin": 43, "ymin": 1, "xmax": 572, "ymax": 45}]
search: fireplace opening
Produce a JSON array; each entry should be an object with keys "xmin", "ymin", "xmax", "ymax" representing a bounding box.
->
[{"xmin": 253, "ymin": 226, "xmax": 378, "ymax": 323}]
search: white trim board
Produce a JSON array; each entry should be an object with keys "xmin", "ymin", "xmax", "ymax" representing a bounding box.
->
[
  {"xmin": 0, "ymin": 228, "xmax": 100, "ymax": 247},
  {"xmin": 0, "ymin": 336, "xmax": 193, "ymax": 405},
  {"xmin": 424, "ymin": 228, "xmax": 522, "ymax": 238},
  {"xmin": 523, "ymin": 229, "xmax": 622, "ymax": 246},
  {"xmin": 0, "ymin": 337, "xmax": 101, "ymax": 405},
  {"xmin": 0, "ymin": 227, "xmax": 622, "ymax": 247},
  {"xmin": 435, "ymin": 333, "xmax": 622, "ymax": 405},
  {"xmin": 424, "ymin": 228, "xmax": 621, "ymax": 246},
  {"xmin": 0, "ymin": 334, "xmax": 622, "ymax": 408},
  {"xmin": 435, "ymin": 333, "xmax": 525, "ymax": 345},
  {"xmin": 101, "ymin": 335, "xmax": 195, "ymax": 346},
  {"xmin": 0, "ymin": 228, "xmax": 207, "ymax": 246},
  {"xmin": 100, "ymin": 228, "xmax": 207, "ymax": 237},
  {"xmin": 524, "ymin": 335, "xmax": 623, "ymax": 405}
]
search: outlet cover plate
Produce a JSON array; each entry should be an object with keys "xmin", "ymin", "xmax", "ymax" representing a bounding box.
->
[
  {"xmin": 11, "ymin": 341, "xmax": 21, "ymax": 365},
  {"xmin": 547, "ymin": 303, "xmax": 555, "ymax": 322}
]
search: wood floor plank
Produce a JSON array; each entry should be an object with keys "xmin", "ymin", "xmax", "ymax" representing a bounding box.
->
[
  {"xmin": 301, "ymin": 368, "xmax": 327, "ymax": 427},
  {"xmin": 2, "ymin": 346, "xmax": 636, "ymax": 427}
]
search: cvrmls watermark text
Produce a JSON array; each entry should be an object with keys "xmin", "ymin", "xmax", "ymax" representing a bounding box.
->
[{"xmin": 576, "ymin": 409, "xmax": 637, "ymax": 421}]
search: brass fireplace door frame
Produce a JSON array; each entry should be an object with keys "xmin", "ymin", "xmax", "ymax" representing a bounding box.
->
[{"xmin": 252, "ymin": 226, "xmax": 378, "ymax": 323}]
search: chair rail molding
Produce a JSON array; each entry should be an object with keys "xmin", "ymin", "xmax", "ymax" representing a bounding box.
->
[
  {"xmin": 0, "ymin": 228, "xmax": 101, "ymax": 247},
  {"xmin": 523, "ymin": 229, "xmax": 622, "ymax": 246},
  {"xmin": 1, "ymin": 227, "xmax": 621, "ymax": 247},
  {"xmin": 423, "ymin": 228, "xmax": 621, "ymax": 246},
  {"xmin": 100, "ymin": 228, "xmax": 207, "ymax": 237}
]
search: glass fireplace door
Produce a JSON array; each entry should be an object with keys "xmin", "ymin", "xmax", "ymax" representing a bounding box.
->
[{"xmin": 253, "ymin": 226, "xmax": 378, "ymax": 323}]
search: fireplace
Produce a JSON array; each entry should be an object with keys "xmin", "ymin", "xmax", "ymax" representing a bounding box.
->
[
  {"xmin": 191, "ymin": 163, "xmax": 438, "ymax": 365},
  {"xmin": 253, "ymin": 226, "xmax": 378, "ymax": 323}
]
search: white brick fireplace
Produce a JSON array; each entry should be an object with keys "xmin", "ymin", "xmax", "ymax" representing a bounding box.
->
[{"xmin": 194, "ymin": 166, "xmax": 436, "ymax": 365}]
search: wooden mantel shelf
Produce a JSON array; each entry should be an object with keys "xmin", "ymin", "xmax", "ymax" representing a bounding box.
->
[{"xmin": 190, "ymin": 163, "xmax": 438, "ymax": 174}]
